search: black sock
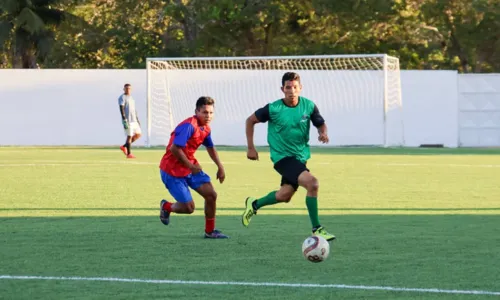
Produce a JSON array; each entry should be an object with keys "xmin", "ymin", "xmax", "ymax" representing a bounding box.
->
[
  {"xmin": 125, "ymin": 142, "xmax": 131, "ymax": 154},
  {"xmin": 252, "ymin": 200, "xmax": 258, "ymax": 211}
]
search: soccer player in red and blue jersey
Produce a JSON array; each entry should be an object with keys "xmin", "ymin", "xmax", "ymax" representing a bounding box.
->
[{"xmin": 159, "ymin": 96, "xmax": 228, "ymax": 239}]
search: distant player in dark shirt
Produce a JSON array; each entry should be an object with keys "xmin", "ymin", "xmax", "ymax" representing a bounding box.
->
[{"xmin": 118, "ymin": 83, "xmax": 141, "ymax": 158}]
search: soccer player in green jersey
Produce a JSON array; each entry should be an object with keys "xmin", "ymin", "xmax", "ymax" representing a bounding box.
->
[{"xmin": 242, "ymin": 72, "xmax": 335, "ymax": 241}]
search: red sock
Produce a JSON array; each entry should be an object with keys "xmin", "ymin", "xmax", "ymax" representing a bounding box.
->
[
  {"xmin": 205, "ymin": 218, "xmax": 215, "ymax": 233},
  {"xmin": 162, "ymin": 201, "xmax": 172, "ymax": 212}
]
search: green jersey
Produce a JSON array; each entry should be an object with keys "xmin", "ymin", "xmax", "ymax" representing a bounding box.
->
[{"xmin": 254, "ymin": 96, "xmax": 325, "ymax": 164}]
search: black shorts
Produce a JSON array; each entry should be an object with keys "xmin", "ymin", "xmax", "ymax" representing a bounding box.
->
[{"xmin": 273, "ymin": 157, "xmax": 309, "ymax": 191}]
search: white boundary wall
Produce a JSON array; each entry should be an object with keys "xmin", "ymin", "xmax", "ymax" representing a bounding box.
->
[
  {"xmin": 0, "ymin": 69, "xmax": 497, "ymax": 147},
  {"xmin": 458, "ymin": 74, "xmax": 500, "ymax": 147}
]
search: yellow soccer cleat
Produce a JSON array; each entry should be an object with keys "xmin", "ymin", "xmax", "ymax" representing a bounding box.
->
[
  {"xmin": 242, "ymin": 197, "xmax": 257, "ymax": 227},
  {"xmin": 313, "ymin": 226, "xmax": 336, "ymax": 242}
]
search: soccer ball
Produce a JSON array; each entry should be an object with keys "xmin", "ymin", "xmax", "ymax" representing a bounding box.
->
[{"xmin": 302, "ymin": 235, "xmax": 330, "ymax": 263}]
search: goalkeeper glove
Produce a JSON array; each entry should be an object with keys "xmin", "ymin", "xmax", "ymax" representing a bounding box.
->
[{"xmin": 122, "ymin": 120, "xmax": 129, "ymax": 129}]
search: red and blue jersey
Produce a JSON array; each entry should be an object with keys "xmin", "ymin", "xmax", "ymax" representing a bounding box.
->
[{"xmin": 159, "ymin": 116, "xmax": 214, "ymax": 177}]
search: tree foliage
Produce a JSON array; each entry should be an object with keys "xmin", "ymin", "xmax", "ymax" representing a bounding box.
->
[
  {"xmin": 1, "ymin": 0, "xmax": 498, "ymax": 72},
  {"xmin": 0, "ymin": 0, "xmax": 86, "ymax": 68}
]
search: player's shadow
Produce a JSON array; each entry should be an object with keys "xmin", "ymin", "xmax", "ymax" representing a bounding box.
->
[
  {"xmin": 1, "ymin": 207, "xmax": 499, "ymax": 211},
  {"xmin": 1, "ymin": 214, "xmax": 499, "ymax": 297}
]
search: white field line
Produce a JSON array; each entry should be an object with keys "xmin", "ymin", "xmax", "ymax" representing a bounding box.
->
[
  {"xmin": 374, "ymin": 163, "xmax": 500, "ymax": 168},
  {"xmin": 0, "ymin": 275, "xmax": 499, "ymax": 296},
  {"xmin": 0, "ymin": 160, "xmax": 240, "ymax": 167},
  {"xmin": 0, "ymin": 163, "xmax": 152, "ymax": 167},
  {"xmin": 1, "ymin": 160, "xmax": 500, "ymax": 168},
  {"xmin": 0, "ymin": 159, "xmax": 154, "ymax": 164}
]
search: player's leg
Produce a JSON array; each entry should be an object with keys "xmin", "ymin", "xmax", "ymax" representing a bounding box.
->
[
  {"xmin": 264, "ymin": 156, "xmax": 335, "ymax": 241},
  {"xmin": 131, "ymin": 133, "xmax": 141, "ymax": 143},
  {"xmin": 120, "ymin": 141, "xmax": 128, "ymax": 155},
  {"xmin": 297, "ymin": 170, "xmax": 336, "ymax": 241},
  {"xmin": 275, "ymin": 157, "xmax": 320, "ymax": 231},
  {"xmin": 255, "ymin": 184, "xmax": 293, "ymax": 207},
  {"xmin": 190, "ymin": 172, "xmax": 228, "ymax": 239},
  {"xmin": 120, "ymin": 126, "xmax": 132, "ymax": 156},
  {"xmin": 126, "ymin": 123, "xmax": 141, "ymax": 158},
  {"xmin": 131, "ymin": 122, "xmax": 142, "ymax": 143},
  {"xmin": 242, "ymin": 158, "xmax": 299, "ymax": 227},
  {"xmin": 159, "ymin": 170, "xmax": 196, "ymax": 225},
  {"xmin": 124, "ymin": 136, "xmax": 135, "ymax": 158}
]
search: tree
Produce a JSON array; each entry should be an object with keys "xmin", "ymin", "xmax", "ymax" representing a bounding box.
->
[
  {"xmin": 44, "ymin": 0, "xmax": 168, "ymax": 68},
  {"xmin": 0, "ymin": 0, "xmax": 84, "ymax": 68},
  {"xmin": 3, "ymin": 0, "xmax": 497, "ymax": 71},
  {"xmin": 390, "ymin": 0, "xmax": 500, "ymax": 72}
]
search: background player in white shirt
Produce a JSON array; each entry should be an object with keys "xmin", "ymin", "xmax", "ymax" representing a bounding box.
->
[{"xmin": 118, "ymin": 83, "xmax": 141, "ymax": 158}]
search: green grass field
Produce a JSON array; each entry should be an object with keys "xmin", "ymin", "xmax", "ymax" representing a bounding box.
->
[{"xmin": 1, "ymin": 147, "xmax": 499, "ymax": 299}]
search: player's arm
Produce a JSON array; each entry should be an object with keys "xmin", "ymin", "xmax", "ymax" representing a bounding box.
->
[
  {"xmin": 170, "ymin": 145, "xmax": 193, "ymax": 167},
  {"xmin": 171, "ymin": 145, "xmax": 200, "ymax": 173},
  {"xmin": 246, "ymin": 104, "xmax": 270, "ymax": 160},
  {"xmin": 203, "ymin": 133, "xmax": 222, "ymax": 168},
  {"xmin": 118, "ymin": 97, "xmax": 128, "ymax": 129},
  {"xmin": 203, "ymin": 134, "xmax": 225, "ymax": 183},
  {"xmin": 311, "ymin": 104, "xmax": 329, "ymax": 143},
  {"xmin": 170, "ymin": 124, "xmax": 201, "ymax": 173}
]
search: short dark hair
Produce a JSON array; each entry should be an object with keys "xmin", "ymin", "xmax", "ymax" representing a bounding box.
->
[
  {"xmin": 282, "ymin": 72, "xmax": 300, "ymax": 86},
  {"xmin": 196, "ymin": 96, "xmax": 215, "ymax": 110},
  {"xmin": 124, "ymin": 83, "xmax": 131, "ymax": 88}
]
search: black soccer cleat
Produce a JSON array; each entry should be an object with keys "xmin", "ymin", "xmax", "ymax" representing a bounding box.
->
[
  {"xmin": 204, "ymin": 229, "xmax": 229, "ymax": 239},
  {"xmin": 160, "ymin": 199, "xmax": 171, "ymax": 225}
]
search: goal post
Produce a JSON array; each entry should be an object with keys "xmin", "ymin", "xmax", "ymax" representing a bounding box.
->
[{"xmin": 146, "ymin": 54, "xmax": 404, "ymax": 148}]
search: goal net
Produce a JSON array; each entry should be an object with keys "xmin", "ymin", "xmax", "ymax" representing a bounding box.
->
[{"xmin": 146, "ymin": 55, "xmax": 403, "ymax": 148}]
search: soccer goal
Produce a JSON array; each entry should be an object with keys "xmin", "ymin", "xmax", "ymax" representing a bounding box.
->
[{"xmin": 146, "ymin": 54, "xmax": 404, "ymax": 148}]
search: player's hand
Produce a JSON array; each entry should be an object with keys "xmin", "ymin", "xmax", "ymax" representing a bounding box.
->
[
  {"xmin": 318, "ymin": 133, "xmax": 329, "ymax": 144},
  {"xmin": 189, "ymin": 164, "xmax": 202, "ymax": 174},
  {"xmin": 247, "ymin": 148, "xmax": 259, "ymax": 161},
  {"xmin": 216, "ymin": 167, "xmax": 225, "ymax": 183},
  {"xmin": 122, "ymin": 120, "xmax": 129, "ymax": 129}
]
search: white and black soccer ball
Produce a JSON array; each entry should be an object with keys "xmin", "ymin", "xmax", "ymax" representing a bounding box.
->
[{"xmin": 302, "ymin": 235, "xmax": 330, "ymax": 263}]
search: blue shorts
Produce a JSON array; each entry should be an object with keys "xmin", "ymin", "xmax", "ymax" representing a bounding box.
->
[{"xmin": 160, "ymin": 169, "xmax": 211, "ymax": 203}]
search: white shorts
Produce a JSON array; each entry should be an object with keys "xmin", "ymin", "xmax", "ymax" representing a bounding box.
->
[{"xmin": 125, "ymin": 122, "xmax": 142, "ymax": 136}]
